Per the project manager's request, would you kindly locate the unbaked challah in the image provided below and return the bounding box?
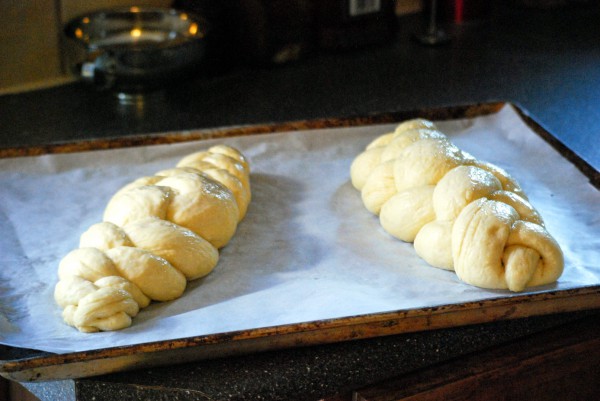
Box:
[350,119,563,292]
[54,145,251,332]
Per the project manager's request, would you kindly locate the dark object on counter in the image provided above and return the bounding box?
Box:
[172,0,398,69]
[314,0,398,50]
[64,7,209,100]
[236,0,314,65]
[173,0,313,67]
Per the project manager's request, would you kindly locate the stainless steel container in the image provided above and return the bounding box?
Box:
[64,7,209,98]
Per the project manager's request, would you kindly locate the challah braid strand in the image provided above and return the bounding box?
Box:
[176,145,251,220]
[350,120,563,292]
[55,145,250,332]
[452,199,563,291]
[103,145,251,249]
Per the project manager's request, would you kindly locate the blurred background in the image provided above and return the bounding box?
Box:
[2,0,590,94]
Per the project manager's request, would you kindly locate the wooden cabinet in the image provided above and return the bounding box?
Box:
[351,314,600,401]
[0,379,39,401]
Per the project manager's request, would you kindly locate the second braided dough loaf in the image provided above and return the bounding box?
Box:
[350,119,563,292]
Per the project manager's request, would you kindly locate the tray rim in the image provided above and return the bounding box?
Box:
[1,102,507,159]
[2,286,599,382]
[1,101,599,382]
[1,101,597,187]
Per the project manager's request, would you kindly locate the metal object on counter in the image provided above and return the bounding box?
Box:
[415,0,451,46]
[64,7,209,103]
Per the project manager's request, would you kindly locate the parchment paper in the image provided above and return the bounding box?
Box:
[1,105,599,354]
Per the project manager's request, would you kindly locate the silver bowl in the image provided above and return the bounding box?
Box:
[64,7,209,99]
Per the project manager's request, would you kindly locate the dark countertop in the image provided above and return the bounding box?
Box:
[2,3,599,401]
[2,4,599,171]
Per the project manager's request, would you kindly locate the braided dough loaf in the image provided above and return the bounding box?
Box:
[350,119,563,292]
[54,145,251,332]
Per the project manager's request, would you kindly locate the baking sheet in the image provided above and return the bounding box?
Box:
[0,104,599,358]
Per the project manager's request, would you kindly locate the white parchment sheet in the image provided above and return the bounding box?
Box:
[1,105,599,354]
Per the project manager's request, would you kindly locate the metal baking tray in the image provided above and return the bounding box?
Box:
[1,102,599,382]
